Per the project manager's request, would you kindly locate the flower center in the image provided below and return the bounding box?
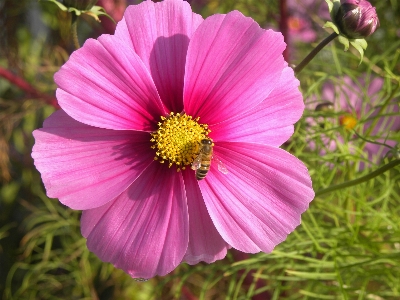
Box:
[150,112,211,171]
[288,17,302,31]
[340,114,358,130]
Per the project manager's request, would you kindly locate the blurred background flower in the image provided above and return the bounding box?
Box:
[287,0,329,43]
[306,75,400,169]
[282,0,330,62]
[98,0,127,33]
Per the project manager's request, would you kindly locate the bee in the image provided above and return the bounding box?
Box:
[315,101,334,112]
[191,139,228,180]
[314,101,335,129]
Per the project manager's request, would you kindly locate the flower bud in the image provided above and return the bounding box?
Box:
[335,0,379,39]
[63,0,98,10]
[315,101,334,112]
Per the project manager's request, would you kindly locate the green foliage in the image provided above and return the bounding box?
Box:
[1,0,399,299]
[40,0,114,22]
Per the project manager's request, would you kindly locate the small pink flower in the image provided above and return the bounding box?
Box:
[32,0,314,278]
[287,0,330,43]
[287,15,317,43]
[307,76,399,168]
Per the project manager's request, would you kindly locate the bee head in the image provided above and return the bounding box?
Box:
[201,139,212,145]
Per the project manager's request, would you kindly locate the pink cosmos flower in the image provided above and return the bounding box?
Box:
[287,0,330,43]
[32,0,314,279]
[307,76,400,168]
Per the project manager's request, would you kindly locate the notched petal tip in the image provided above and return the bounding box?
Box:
[114,0,203,112]
[198,142,314,254]
[184,10,287,125]
[182,171,230,265]
[32,110,154,210]
[54,33,164,131]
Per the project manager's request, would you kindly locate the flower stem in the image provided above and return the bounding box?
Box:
[294,32,338,75]
[71,14,80,49]
[315,159,400,197]
[279,0,289,62]
[0,66,59,108]
[359,84,400,150]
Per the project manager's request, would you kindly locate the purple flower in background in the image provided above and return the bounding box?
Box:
[287,0,329,43]
[287,15,317,43]
[32,0,314,279]
[307,76,400,168]
[335,0,380,39]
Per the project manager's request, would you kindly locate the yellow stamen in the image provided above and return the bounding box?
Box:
[151,112,211,171]
[340,115,358,130]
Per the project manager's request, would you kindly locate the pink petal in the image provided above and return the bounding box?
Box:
[368,101,400,136]
[210,67,303,146]
[367,77,384,101]
[81,163,189,278]
[331,76,379,113]
[364,139,398,162]
[362,99,400,166]
[32,110,154,210]
[54,34,165,131]
[182,171,230,264]
[198,142,314,253]
[184,11,287,125]
[115,0,203,112]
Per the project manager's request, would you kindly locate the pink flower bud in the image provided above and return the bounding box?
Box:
[335,0,379,39]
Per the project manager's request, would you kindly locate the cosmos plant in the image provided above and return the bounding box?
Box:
[295,0,379,74]
[307,76,399,169]
[32,0,314,279]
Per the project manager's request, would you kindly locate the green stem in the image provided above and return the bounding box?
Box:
[315,159,400,197]
[294,32,338,75]
[359,84,400,150]
[71,14,80,49]
[353,130,394,150]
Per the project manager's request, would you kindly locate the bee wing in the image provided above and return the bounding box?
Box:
[214,156,228,174]
[191,154,203,170]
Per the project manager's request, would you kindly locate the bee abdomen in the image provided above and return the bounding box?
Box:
[196,163,210,180]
